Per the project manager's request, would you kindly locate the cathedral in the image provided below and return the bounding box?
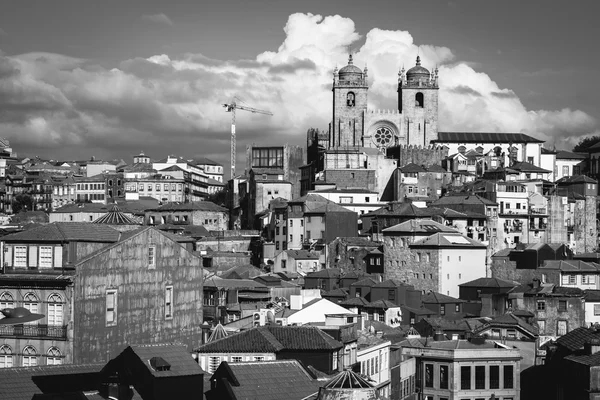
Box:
[303,55,443,199]
[329,54,439,150]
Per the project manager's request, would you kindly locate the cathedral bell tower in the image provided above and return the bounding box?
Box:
[398,56,439,146]
[331,55,368,149]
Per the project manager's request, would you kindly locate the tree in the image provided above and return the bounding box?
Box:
[206,188,228,208]
[11,194,33,214]
[573,135,600,152]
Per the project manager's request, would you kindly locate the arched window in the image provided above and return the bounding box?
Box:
[22,346,38,367]
[415,92,424,108]
[23,293,39,324]
[346,92,355,107]
[46,347,63,365]
[0,292,14,318]
[47,293,64,326]
[0,345,13,368]
[23,293,39,313]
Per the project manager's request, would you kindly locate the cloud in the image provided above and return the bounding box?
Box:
[0,28,6,36]
[141,13,174,26]
[0,12,596,173]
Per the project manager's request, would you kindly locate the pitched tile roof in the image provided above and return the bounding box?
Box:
[422,292,464,304]
[459,277,519,288]
[540,260,600,272]
[434,131,544,144]
[399,163,427,173]
[194,325,343,353]
[555,327,600,352]
[124,343,204,378]
[147,201,227,212]
[365,299,398,309]
[555,150,587,160]
[509,161,551,173]
[0,363,104,400]
[218,360,321,400]
[1,222,121,243]
[306,268,342,279]
[411,232,486,248]
[350,278,378,287]
[285,250,319,259]
[473,313,538,336]
[382,219,457,234]
[430,194,497,207]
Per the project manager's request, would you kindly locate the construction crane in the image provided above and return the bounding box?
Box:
[223,98,273,179]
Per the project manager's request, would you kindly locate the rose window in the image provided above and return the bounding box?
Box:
[373,127,393,147]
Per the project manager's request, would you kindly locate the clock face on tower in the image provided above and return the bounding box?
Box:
[373,127,394,148]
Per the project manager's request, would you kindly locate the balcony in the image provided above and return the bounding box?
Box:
[0,324,68,340]
[529,207,548,215]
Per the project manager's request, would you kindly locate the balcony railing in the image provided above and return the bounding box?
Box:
[0,324,68,340]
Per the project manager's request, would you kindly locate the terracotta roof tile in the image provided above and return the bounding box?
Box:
[194,325,343,353]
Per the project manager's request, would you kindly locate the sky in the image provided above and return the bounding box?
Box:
[1,0,599,177]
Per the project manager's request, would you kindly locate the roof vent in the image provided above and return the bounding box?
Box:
[149,356,171,371]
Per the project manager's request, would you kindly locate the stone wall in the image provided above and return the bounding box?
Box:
[383,235,440,293]
[323,169,376,192]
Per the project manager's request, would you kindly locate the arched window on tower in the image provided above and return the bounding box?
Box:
[415,92,424,108]
[347,92,355,107]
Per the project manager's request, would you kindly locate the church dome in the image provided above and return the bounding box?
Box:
[338,55,363,76]
[406,56,430,81]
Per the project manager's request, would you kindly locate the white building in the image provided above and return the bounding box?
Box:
[357,338,391,396]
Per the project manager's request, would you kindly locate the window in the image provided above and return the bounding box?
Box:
[562,165,569,177]
[507,329,516,339]
[455,303,460,312]
[22,346,38,367]
[583,275,596,284]
[537,300,546,311]
[504,365,514,389]
[491,328,501,338]
[275,241,280,250]
[440,304,446,315]
[14,246,27,267]
[300,219,304,227]
[346,92,355,107]
[289,220,293,227]
[281,260,287,269]
[46,347,63,365]
[231,356,243,363]
[415,253,421,262]
[39,246,53,268]
[47,293,63,326]
[475,365,485,389]
[440,365,449,389]
[415,92,424,107]
[106,290,117,326]
[0,292,14,313]
[558,300,567,312]
[289,234,293,243]
[537,320,546,333]
[165,286,173,319]
[562,274,577,285]
[0,345,13,368]
[148,246,156,268]
[23,293,39,318]
[425,253,430,262]
[490,365,500,389]
[253,356,264,361]
[208,356,221,373]
[557,320,568,335]
[461,366,471,390]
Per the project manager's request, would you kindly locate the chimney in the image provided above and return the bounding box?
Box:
[584,338,600,355]
[433,328,445,341]
[532,278,541,289]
